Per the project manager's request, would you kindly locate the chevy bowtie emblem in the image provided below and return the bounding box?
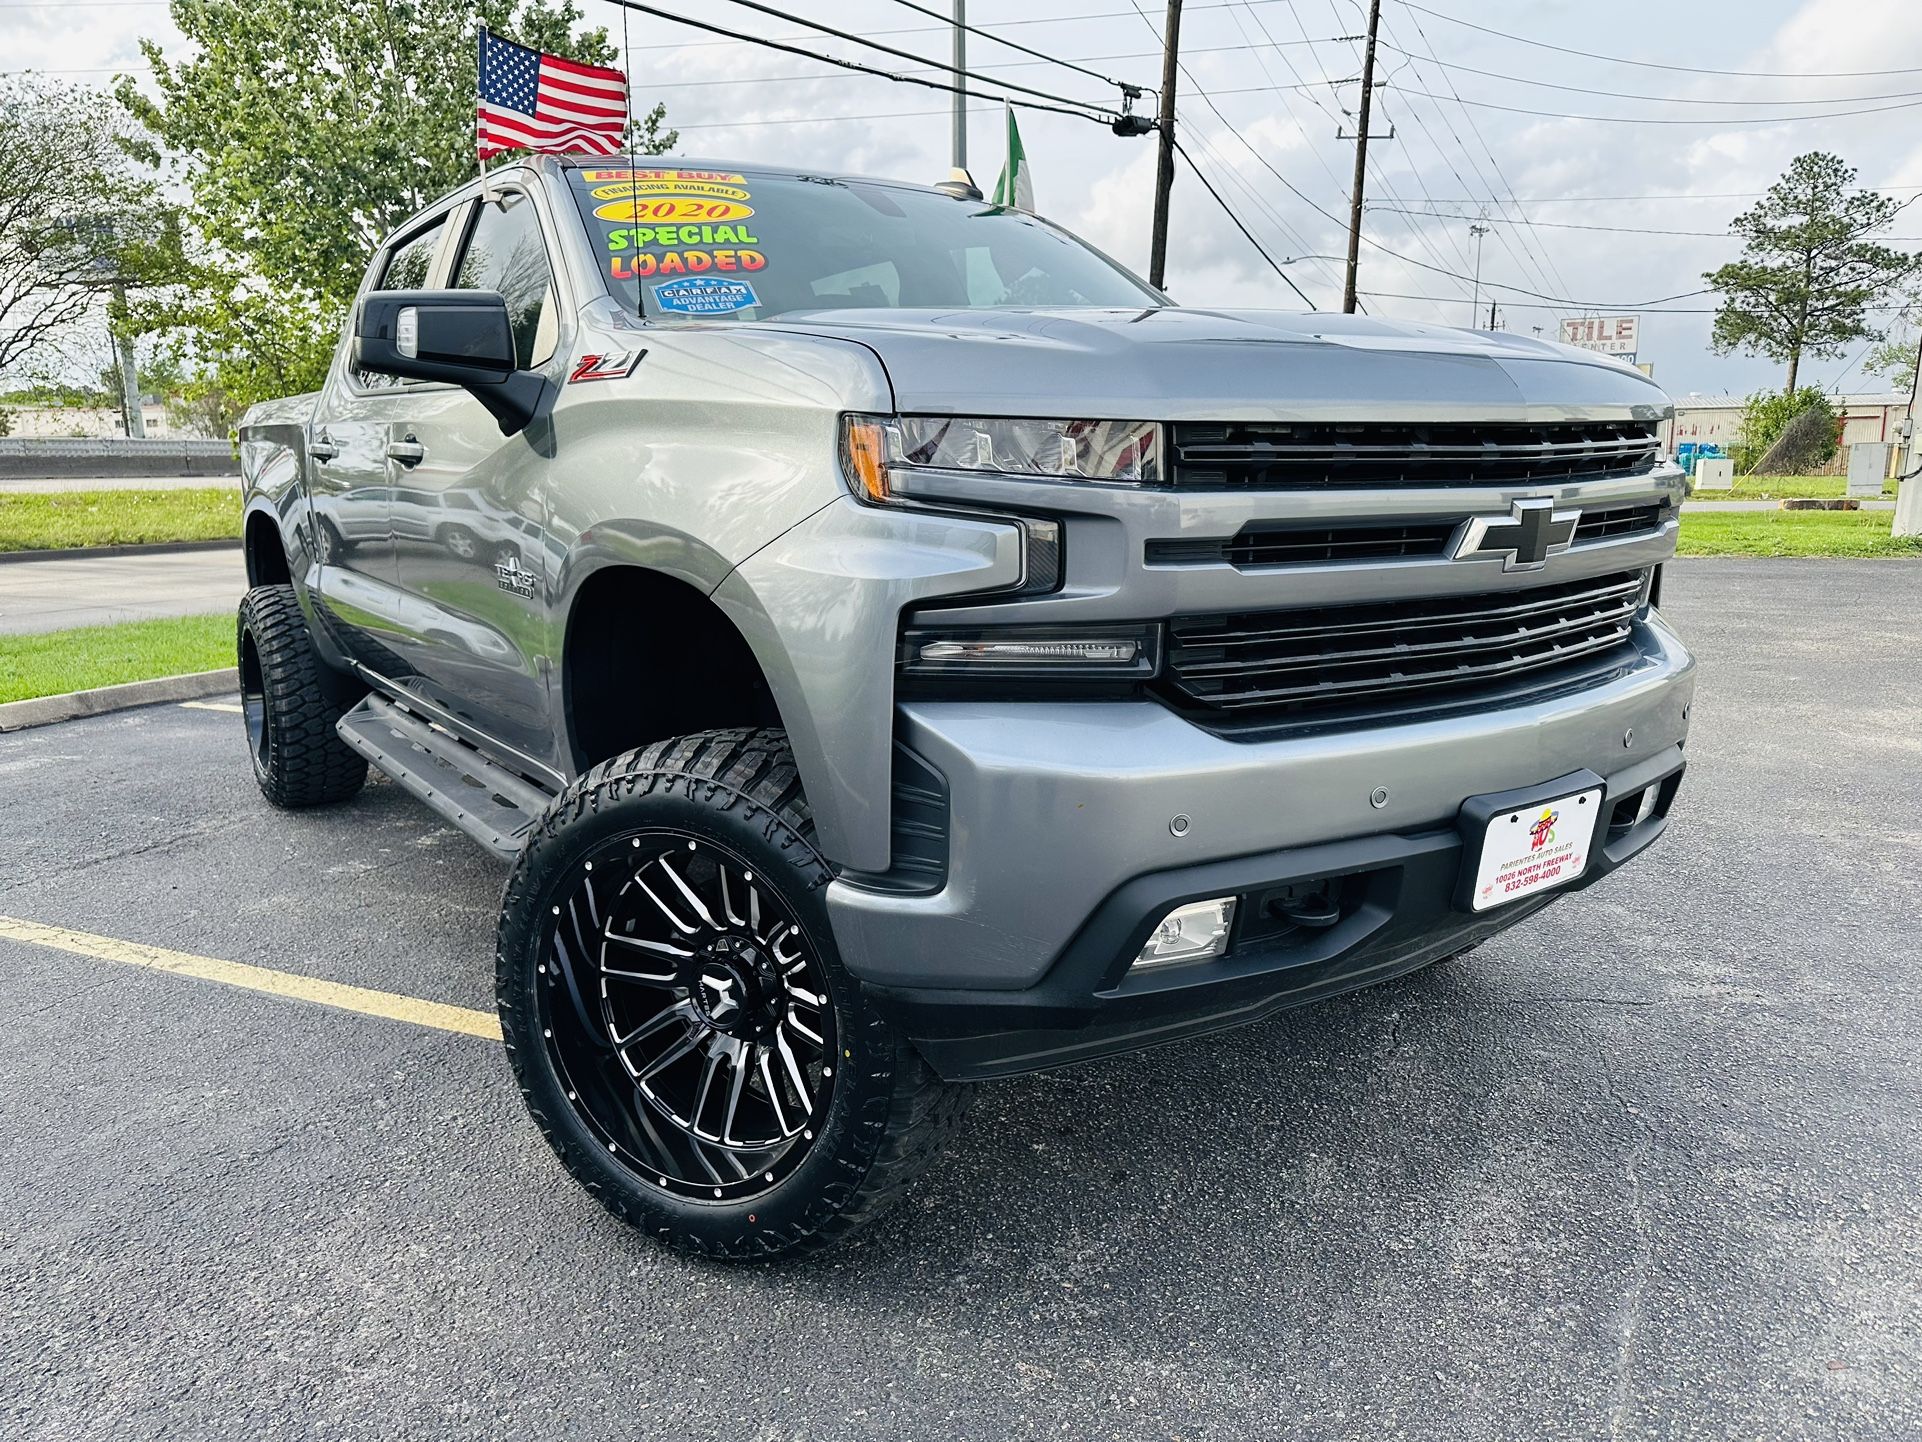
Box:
[1453,498,1581,572]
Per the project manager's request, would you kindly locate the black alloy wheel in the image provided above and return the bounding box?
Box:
[541,829,836,1199]
[498,729,967,1259]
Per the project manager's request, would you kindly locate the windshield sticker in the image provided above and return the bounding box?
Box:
[613,250,766,280]
[581,168,745,186]
[652,276,759,316]
[593,197,755,224]
[606,224,760,251]
[592,179,751,203]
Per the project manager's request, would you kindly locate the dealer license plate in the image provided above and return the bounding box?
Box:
[1468,787,1603,912]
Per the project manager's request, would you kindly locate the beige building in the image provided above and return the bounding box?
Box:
[1660,391,1912,473]
[0,402,182,438]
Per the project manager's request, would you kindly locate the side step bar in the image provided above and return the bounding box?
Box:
[336,694,557,861]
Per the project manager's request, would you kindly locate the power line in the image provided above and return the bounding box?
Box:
[1361,289,1919,315]
[1357,235,1712,306]
[1373,44,1922,107]
[1124,0,1349,301]
[1365,208,1734,237]
[604,0,1120,127]
[1381,84,1922,126]
[1237,0,1471,318]
[674,105,991,131]
[1170,139,1318,308]
[1390,7,1570,298]
[1399,2,1922,79]
[704,0,1122,115]
[1367,206,1922,241]
[882,0,1147,94]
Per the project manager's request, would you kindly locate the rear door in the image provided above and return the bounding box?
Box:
[306,209,459,672]
[378,181,569,768]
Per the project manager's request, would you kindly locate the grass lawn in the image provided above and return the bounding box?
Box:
[0,614,233,704]
[1694,473,1897,500]
[1677,508,1922,558]
[0,487,242,553]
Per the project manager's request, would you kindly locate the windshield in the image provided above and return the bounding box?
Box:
[564,165,1161,321]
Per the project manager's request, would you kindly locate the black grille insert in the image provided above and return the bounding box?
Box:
[1573,500,1667,544]
[1171,420,1660,489]
[1147,519,1458,568]
[1162,570,1646,725]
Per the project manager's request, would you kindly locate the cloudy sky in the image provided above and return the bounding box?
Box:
[10,0,1922,398]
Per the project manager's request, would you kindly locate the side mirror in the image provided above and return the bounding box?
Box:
[353,289,550,436]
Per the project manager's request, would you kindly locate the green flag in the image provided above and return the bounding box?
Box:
[991,102,1033,212]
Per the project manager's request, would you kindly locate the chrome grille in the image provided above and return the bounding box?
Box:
[1170,420,1660,489]
[1146,502,1668,571]
[1162,570,1646,724]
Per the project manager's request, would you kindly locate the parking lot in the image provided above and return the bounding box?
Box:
[2,558,1919,1441]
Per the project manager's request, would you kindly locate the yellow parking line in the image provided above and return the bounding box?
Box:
[0,915,502,1041]
[180,700,243,713]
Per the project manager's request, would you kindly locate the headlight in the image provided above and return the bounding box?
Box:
[841,414,1161,502]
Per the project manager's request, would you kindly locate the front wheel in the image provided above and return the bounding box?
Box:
[497,729,967,1260]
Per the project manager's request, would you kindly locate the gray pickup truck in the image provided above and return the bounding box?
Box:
[236,154,1694,1258]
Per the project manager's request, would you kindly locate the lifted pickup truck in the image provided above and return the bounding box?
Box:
[236,155,1694,1258]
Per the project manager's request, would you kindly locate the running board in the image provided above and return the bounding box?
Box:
[336,694,556,861]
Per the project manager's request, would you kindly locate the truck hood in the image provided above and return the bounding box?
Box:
[759,306,1670,423]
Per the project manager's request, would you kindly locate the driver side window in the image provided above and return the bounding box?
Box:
[452,190,558,369]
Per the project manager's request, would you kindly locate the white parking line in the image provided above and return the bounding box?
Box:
[179,700,244,714]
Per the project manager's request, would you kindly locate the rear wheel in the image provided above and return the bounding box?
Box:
[236,584,367,808]
[497,728,966,1259]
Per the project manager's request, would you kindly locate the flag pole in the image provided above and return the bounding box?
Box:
[475,24,492,202]
[618,1,641,303]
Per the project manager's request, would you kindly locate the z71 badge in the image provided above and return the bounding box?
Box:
[569,349,647,384]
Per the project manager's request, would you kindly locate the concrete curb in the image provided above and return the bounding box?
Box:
[0,668,239,733]
[0,539,243,566]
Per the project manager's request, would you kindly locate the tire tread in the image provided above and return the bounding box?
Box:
[497,727,965,1260]
[238,584,366,808]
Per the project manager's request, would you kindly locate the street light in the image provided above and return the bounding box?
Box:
[1468,221,1490,331]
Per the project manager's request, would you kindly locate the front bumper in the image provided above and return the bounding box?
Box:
[823,611,1695,1080]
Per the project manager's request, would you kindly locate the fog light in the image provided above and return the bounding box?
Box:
[1134,896,1236,968]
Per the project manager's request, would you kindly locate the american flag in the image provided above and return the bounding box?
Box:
[476,29,628,160]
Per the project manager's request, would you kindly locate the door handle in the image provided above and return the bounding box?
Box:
[309,437,339,462]
[386,439,426,467]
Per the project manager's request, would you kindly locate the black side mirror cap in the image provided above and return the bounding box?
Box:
[353,289,550,435]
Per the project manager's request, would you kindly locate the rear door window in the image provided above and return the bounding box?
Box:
[354,214,449,389]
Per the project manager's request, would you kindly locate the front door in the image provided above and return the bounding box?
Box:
[307,210,455,674]
[376,183,565,770]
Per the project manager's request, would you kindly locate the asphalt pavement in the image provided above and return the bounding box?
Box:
[1,558,1919,1442]
[0,547,245,634]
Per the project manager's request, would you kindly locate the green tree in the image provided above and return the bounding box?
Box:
[0,76,158,381]
[1704,152,1921,395]
[116,0,675,413]
[1863,304,1919,393]
[1733,386,1838,474]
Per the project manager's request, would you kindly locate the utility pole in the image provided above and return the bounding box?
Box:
[1339,0,1384,313]
[110,288,144,439]
[951,0,967,172]
[1487,299,1499,331]
[1148,0,1182,290]
[1468,219,1490,329]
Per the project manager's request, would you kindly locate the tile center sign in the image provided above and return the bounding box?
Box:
[1558,315,1639,356]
